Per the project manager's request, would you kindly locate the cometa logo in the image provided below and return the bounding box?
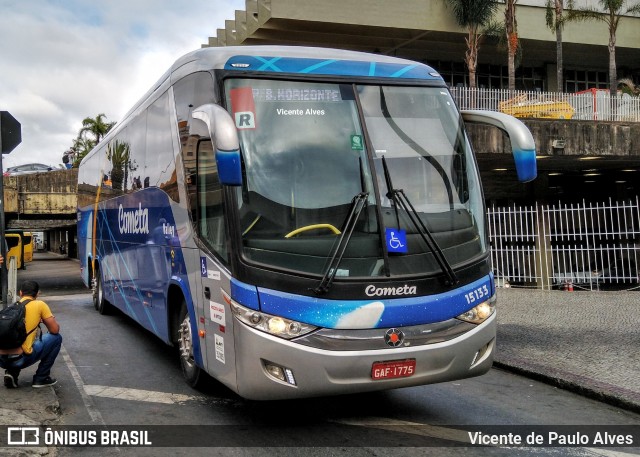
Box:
[118,203,149,235]
[365,284,417,297]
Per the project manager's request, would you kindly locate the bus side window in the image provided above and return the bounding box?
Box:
[6,236,19,249]
[197,138,229,265]
[147,92,179,202]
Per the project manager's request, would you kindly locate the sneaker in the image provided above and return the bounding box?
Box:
[32,376,57,388]
[4,370,19,388]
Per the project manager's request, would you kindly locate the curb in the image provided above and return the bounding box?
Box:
[493,358,640,415]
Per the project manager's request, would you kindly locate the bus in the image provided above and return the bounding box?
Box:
[21,232,33,264]
[77,46,536,400]
[6,230,33,268]
[5,233,23,270]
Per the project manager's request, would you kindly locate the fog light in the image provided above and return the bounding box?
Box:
[470,340,494,368]
[284,368,296,385]
[265,363,285,382]
[264,361,297,386]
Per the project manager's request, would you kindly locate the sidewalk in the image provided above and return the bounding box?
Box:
[494,287,640,413]
[1,287,638,446]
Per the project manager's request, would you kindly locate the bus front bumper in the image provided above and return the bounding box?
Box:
[232,313,496,400]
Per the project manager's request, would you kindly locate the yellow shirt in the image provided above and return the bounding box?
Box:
[20,297,54,354]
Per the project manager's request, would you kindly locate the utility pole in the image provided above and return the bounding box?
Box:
[0,111,22,307]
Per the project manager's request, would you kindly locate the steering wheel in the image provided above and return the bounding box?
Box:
[284,224,341,238]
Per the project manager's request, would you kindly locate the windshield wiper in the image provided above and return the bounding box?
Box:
[382,157,458,286]
[312,192,369,295]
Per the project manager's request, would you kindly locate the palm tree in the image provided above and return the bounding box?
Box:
[504,0,519,91]
[79,113,116,144]
[71,136,96,168]
[445,0,499,89]
[545,0,576,92]
[569,0,640,97]
[618,77,640,96]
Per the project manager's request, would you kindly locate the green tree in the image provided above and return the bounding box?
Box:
[71,136,96,168]
[545,0,576,92]
[569,0,640,96]
[79,113,116,144]
[618,78,640,95]
[65,113,116,168]
[445,0,499,88]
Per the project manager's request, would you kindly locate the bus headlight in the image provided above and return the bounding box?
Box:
[456,295,496,324]
[229,301,317,339]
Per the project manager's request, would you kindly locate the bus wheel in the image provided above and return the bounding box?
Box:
[178,303,203,388]
[93,269,110,315]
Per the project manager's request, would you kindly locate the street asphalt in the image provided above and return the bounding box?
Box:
[1,253,639,455]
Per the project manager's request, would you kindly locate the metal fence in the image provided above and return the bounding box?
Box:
[488,198,640,290]
[451,87,640,122]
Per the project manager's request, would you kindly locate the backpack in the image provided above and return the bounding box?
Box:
[0,299,34,350]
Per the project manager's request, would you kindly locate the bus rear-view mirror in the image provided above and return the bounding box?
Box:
[461,110,537,183]
[190,104,243,186]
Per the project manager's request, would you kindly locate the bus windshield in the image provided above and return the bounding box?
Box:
[224,79,486,278]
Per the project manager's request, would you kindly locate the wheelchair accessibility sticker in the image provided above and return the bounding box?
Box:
[385,228,407,253]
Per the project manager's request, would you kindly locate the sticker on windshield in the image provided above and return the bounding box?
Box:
[230,87,257,130]
[385,228,407,254]
[351,134,363,150]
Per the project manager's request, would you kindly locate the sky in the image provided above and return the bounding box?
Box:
[0,0,245,171]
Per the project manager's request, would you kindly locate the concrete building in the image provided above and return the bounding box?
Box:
[203,0,640,92]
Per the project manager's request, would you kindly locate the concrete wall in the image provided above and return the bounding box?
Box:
[468,119,640,157]
[4,168,78,215]
[523,120,640,157]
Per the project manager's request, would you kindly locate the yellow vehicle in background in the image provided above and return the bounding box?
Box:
[5,230,34,269]
[499,94,575,119]
[21,232,33,263]
[5,233,23,270]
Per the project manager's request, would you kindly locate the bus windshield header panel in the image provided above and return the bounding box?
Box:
[223,78,487,284]
[224,55,442,81]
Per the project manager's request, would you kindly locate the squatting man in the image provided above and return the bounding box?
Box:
[0,258,62,388]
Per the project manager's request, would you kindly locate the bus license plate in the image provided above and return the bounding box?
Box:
[371,359,416,380]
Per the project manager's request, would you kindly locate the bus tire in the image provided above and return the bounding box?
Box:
[177,303,204,388]
[93,267,111,315]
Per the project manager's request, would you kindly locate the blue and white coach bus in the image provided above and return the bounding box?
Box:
[77,46,536,400]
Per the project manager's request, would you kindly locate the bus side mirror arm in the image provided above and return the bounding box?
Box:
[461,110,537,183]
[190,104,243,186]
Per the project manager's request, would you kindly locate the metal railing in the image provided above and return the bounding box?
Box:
[451,87,640,122]
[488,198,640,290]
